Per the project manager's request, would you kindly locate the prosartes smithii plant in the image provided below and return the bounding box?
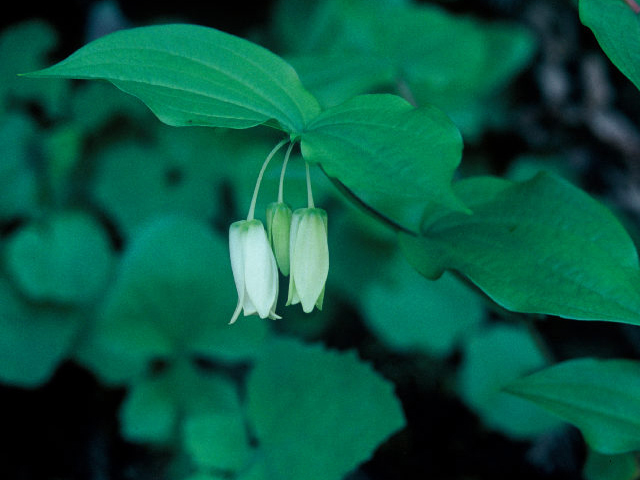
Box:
[15,0,640,478]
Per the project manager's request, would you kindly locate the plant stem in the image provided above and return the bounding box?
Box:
[247,138,288,220]
[306,161,315,208]
[624,0,640,13]
[278,142,295,203]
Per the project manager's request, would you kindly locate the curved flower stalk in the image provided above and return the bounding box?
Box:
[228,139,329,323]
[229,219,280,324]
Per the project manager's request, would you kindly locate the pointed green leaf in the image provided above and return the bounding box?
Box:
[247,338,405,480]
[301,94,465,210]
[26,24,320,133]
[400,173,640,325]
[580,0,640,91]
[506,358,640,454]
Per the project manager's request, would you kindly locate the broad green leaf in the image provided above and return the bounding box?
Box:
[247,338,405,480]
[506,358,640,454]
[580,0,640,91]
[400,173,640,325]
[76,215,268,385]
[0,278,82,388]
[301,94,465,210]
[26,24,321,133]
[584,450,640,480]
[5,211,114,304]
[362,254,484,356]
[457,324,562,439]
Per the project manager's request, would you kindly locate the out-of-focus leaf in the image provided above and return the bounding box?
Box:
[362,254,484,356]
[506,358,640,454]
[272,0,535,138]
[584,450,640,480]
[5,211,114,304]
[0,113,40,219]
[43,125,83,204]
[287,53,395,108]
[247,338,405,480]
[400,173,640,325]
[580,0,640,91]
[26,24,321,133]
[0,278,82,388]
[457,324,562,439]
[119,372,177,444]
[301,94,465,211]
[69,80,150,134]
[90,130,231,238]
[183,411,251,471]
[0,20,69,116]
[120,358,243,454]
[76,215,268,385]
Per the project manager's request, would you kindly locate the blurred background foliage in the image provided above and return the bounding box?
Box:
[1,1,639,479]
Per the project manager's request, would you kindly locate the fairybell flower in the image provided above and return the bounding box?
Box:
[229,219,280,324]
[287,208,329,313]
[266,202,292,276]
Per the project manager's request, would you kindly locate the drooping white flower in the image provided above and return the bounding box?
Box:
[229,219,280,324]
[287,208,329,313]
[266,202,293,276]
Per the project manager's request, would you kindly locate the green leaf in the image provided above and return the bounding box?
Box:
[362,254,484,356]
[457,324,562,439]
[0,278,82,388]
[0,20,70,116]
[0,113,40,219]
[90,129,241,238]
[506,358,640,454]
[400,173,640,325]
[120,358,242,449]
[183,411,251,471]
[247,338,405,480]
[584,450,640,480]
[301,94,465,210]
[580,0,640,91]
[26,24,321,133]
[76,215,268,385]
[286,53,395,108]
[5,211,114,304]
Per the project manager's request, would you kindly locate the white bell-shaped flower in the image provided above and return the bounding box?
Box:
[229,219,280,324]
[287,208,329,313]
